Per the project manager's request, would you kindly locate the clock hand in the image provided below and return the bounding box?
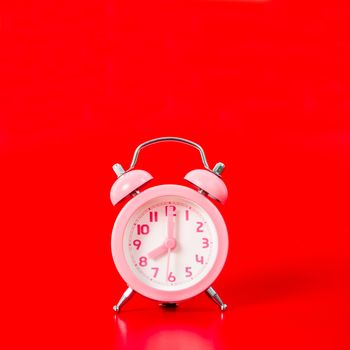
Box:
[167,206,175,240]
[165,247,171,282]
[148,244,168,259]
[147,235,177,259]
[147,207,176,260]
[165,207,175,281]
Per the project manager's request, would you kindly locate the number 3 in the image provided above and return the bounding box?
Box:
[202,238,209,248]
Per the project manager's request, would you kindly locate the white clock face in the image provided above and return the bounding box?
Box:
[123,195,219,291]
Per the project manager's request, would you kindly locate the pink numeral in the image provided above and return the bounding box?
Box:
[168,272,176,282]
[196,222,204,232]
[202,238,209,248]
[139,256,148,267]
[149,211,158,222]
[185,210,189,221]
[137,224,150,235]
[195,254,204,264]
[133,239,141,250]
[185,266,192,277]
[151,267,159,278]
[165,205,176,216]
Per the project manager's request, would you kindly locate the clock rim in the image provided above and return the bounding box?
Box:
[111,184,228,302]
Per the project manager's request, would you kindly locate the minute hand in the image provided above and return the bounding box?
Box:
[167,206,175,240]
[147,207,176,260]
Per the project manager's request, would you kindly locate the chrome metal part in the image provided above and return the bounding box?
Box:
[113,287,134,312]
[212,162,225,176]
[206,286,228,311]
[112,163,126,177]
[127,137,211,171]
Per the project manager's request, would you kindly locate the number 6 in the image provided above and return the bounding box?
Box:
[168,272,176,282]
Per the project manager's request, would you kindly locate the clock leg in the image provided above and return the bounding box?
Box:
[160,303,178,308]
[206,286,227,311]
[113,287,134,312]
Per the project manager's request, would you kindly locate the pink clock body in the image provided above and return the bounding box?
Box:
[111,184,228,303]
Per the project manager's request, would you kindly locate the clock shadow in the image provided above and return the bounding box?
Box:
[229,259,335,306]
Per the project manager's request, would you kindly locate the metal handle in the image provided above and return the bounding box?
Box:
[128,137,211,171]
[112,137,225,177]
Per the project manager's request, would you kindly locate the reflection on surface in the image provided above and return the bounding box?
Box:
[113,302,225,350]
[145,330,213,350]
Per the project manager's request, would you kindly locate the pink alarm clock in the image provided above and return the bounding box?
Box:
[110,137,228,311]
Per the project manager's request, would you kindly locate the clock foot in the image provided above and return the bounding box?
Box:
[160,303,178,309]
[113,287,134,312]
[206,286,227,311]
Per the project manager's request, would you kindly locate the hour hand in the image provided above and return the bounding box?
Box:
[148,244,168,260]
[148,237,176,260]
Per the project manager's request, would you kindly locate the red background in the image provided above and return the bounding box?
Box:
[1,1,350,349]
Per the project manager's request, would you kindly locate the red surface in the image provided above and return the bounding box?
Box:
[1,1,350,349]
